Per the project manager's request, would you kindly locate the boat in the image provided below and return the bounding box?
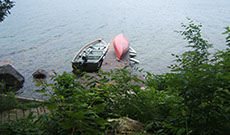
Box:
[72,39,108,73]
[113,33,129,60]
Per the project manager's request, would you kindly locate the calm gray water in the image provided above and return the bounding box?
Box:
[0,0,230,98]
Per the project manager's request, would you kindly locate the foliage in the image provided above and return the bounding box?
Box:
[0,0,14,22]
[172,19,230,135]
[0,92,43,113]
[146,19,230,134]
[0,112,47,135]
[0,92,20,113]
[223,26,230,47]
[34,72,113,134]
[35,67,180,134]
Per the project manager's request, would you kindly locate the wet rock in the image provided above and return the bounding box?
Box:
[0,63,25,93]
[32,69,47,79]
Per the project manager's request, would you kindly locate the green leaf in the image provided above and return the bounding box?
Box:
[177,128,185,135]
[95,96,104,102]
[93,103,106,112]
[72,111,86,120]
[46,103,58,110]
[88,92,96,96]
[34,88,47,93]
[60,119,74,129]
[182,110,186,116]
[80,103,89,107]
[43,93,48,96]
[95,118,106,127]
[84,74,90,78]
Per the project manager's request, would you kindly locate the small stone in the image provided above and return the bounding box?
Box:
[32,69,47,79]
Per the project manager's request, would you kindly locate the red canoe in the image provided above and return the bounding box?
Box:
[113,33,129,60]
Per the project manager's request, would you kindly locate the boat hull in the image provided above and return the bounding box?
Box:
[113,33,129,60]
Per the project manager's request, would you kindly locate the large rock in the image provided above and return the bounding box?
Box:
[0,63,25,93]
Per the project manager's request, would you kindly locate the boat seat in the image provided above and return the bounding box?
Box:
[91,49,104,51]
[87,59,98,62]
[90,50,103,55]
[92,44,105,47]
[88,54,102,57]
[76,57,100,62]
[88,55,101,60]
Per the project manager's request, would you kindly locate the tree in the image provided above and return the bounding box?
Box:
[0,0,14,22]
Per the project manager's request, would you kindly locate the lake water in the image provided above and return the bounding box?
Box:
[0,0,230,98]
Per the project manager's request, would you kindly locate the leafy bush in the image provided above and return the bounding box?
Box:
[0,112,46,135]
[0,92,21,113]
[172,19,230,135]
[145,19,230,134]
[35,72,114,134]
[0,0,14,22]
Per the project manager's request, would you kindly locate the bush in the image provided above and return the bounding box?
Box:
[34,72,113,134]
[0,112,48,135]
[0,92,20,113]
[145,19,230,134]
